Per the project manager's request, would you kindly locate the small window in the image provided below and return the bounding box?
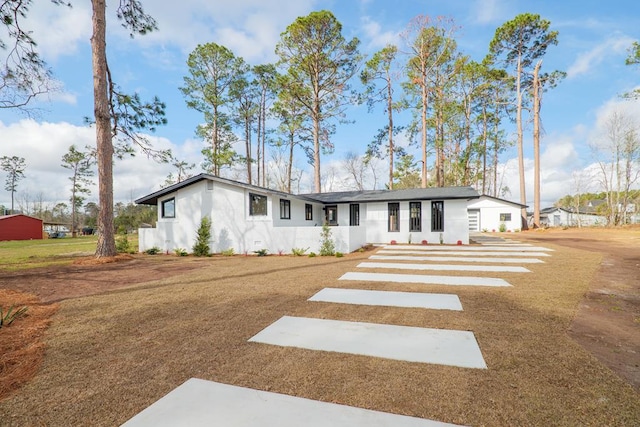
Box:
[249,193,267,216]
[431,201,444,232]
[280,199,291,219]
[388,203,400,232]
[305,204,313,221]
[349,204,360,226]
[206,180,214,190]
[326,205,338,225]
[161,198,175,218]
[410,202,421,232]
[500,213,511,222]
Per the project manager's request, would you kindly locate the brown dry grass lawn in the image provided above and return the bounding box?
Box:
[1,243,639,426]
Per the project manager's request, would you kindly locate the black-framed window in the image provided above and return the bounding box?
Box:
[388,202,400,232]
[500,213,511,222]
[409,202,421,232]
[349,204,360,226]
[326,205,338,225]
[161,198,175,218]
[431,201,444,232]
[280,199,291,219]
[249,193,267,216]
[305,204,313,221]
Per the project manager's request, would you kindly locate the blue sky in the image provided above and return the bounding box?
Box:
[1,0,639,210]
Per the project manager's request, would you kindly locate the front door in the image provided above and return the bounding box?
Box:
[325,205,338,225]
[468,209,480,231]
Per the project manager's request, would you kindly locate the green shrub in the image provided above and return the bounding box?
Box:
[254,248,268,256]
[335,252,344,258]
[308,252,316,257]
[499,223,507,232]
[221,248,235,256]
[115,235,131,253]
[174,248,188,256]
[145,246,161,255]
[193,216,212,257]
[291,247,309,256]
[319,223,335,256]
[0,305,28,328]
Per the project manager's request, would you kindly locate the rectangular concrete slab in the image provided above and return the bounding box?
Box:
[308,287,463,311]
[339,271,511,287]
[480,243,530,246]
[121,378,465,427]
[378,250,550,257]
[358,261,530,273]
[383,245,553,252]
[370,255,544,264]
[249,316,487,369]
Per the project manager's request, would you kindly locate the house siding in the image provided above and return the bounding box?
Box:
[364,199,469,245]
[137,177,475,254]
[467,197,523,232]
[0,215,43,241]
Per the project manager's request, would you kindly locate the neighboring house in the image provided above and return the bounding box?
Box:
[539,207,604,227]
[135,174,480,254]
[466,195,526,232]
[0,214,43,241]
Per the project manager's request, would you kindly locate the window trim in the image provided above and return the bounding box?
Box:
[388,202,400,232]
[431,200,444,232]
[249,193,268,216]
[349,203,360,226]
[499,212,512,222]
[409,201,421,232]
[280,199,291,220]
[161,198,175,218]
[305,204,313,221]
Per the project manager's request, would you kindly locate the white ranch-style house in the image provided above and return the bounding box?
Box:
[135,174,481,254]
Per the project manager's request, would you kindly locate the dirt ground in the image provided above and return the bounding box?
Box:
[0,230,639,425]
[0,255,213,304]
[3,230,637,392]
[515,227,640,391]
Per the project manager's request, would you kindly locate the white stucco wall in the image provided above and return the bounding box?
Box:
[467,197,523,232]
[364,199,470,245]
[138,179,362,255]
[138,180,472,254]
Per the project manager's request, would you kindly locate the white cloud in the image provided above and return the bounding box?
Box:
[472,0,511,25]
[27,2,92,62]
[0,120,201,208]
[360,16,400,50]
[567,34,635,79]
[17,0,317,64]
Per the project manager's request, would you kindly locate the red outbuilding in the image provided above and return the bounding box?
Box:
[0,214,44,241]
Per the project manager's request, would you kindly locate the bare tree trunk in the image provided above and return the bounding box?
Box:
[532,60,542,228]
[516,54,528,229]
[387,78,394,190]
[287,134,294,194]
[481,104,488,194]
[245,119,252,184]
[421,84,428,188]
[313,98,321,193]
[92,0,116,257]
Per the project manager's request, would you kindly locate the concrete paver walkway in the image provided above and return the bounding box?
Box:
[121,379,465,427]
[357,261,530,273]
[369,255,544,264]
[339,271,511,287]
[378,250,550,257]
[383,245,553,252]
[309,288,463,310]
[249,316,487,369]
